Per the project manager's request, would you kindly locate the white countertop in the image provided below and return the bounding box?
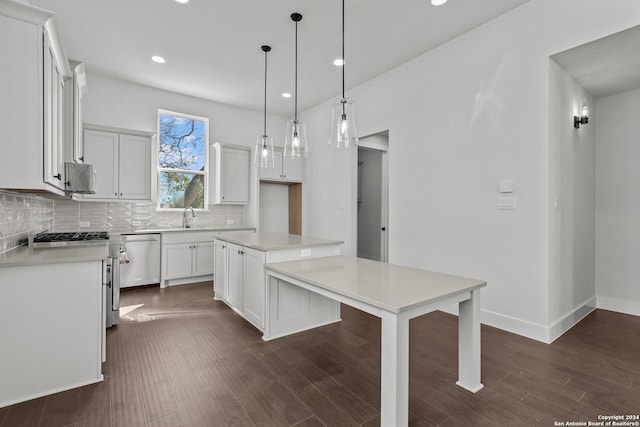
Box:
[265,256,486,314]
[0,244,109,268]
[123,226,256,234]
[214,232,343,251]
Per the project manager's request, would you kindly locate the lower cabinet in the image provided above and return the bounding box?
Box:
[213,237,342,338]
[225,243,266,328]
[161,231,216,287]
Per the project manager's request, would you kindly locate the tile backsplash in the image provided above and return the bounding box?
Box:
[0,190,54,254]
[53,199,245,232]
[0,191,245,254]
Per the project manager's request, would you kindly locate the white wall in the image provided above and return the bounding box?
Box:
[259,183,289,233]
[83,73,289,224]
[300,0,640,342]
[548,60,596,341]
[595,88,640,316]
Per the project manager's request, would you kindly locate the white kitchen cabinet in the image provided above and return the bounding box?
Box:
[214,233,343,337]
[213,239,228,299]
[225,243,266,328]
[0,4,72,195]
[83,128,152,200]
[161,231,217,287]
[70,62,88,163]
[212,143,250,204]
[259,148,303,183]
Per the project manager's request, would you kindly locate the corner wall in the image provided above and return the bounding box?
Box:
[300,0,640,341]
[548,60,596,342]
[595,88,640,316]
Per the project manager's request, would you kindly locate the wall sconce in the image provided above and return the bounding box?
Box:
[574,105,589,129]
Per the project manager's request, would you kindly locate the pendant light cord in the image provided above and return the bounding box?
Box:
[342,0,345,100]
[294,19,298,122]
[263,48,268,137]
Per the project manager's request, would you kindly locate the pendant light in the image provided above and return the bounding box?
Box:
[254,45,275,168]
[329,0,357,148]
[284,13,308,159]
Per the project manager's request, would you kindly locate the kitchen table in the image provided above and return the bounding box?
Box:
[265,255,486,427]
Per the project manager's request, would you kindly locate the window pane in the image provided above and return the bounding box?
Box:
[159,113,206,171]
[159,171,205,209]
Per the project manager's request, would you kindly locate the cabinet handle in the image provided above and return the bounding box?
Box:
[115,192,118,196]
[53,173,61,180]
[79,156,84,162]
[222,196,225,200]
[222,244,226,249]
[238,249,244,255]
[120,193,123,197]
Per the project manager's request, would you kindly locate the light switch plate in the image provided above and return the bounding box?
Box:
[132,220,142,226]
[226,219,234,225]
[301,248,312,257]
[496,197,516,210]
[79,221,90,227]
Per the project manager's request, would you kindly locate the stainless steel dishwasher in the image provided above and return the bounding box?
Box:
[119,233,161,288]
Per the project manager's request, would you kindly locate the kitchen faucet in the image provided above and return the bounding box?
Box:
[183,206,196,228]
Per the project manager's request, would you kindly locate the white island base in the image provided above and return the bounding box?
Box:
[213,232,343,340]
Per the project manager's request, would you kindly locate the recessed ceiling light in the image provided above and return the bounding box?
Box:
[333,58,345,66]
[431,0,448,5]
[282,92,292,98]
[175,0,189,3]
[151,56,166,64]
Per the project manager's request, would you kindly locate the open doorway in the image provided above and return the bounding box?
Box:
[357,132,388,262]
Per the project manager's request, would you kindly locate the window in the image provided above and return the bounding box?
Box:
[157,110,209,209]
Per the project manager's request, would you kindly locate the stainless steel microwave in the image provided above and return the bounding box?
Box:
[64,162,95,194]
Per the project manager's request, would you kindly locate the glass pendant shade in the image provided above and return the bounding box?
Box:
[284,119,308,159]
[329,97,357,148]
[254,134,275,168]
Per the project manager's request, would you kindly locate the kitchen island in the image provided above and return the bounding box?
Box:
[0,244,108,408]
[265,255,486,427]
[213,232,343,339]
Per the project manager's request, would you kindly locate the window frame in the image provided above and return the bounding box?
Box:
[156,109,210,211]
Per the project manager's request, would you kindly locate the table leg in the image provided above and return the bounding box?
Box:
[456,288,484,393]
[380,311,409,427]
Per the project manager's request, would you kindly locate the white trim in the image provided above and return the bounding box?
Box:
[597,296,640,317]
[0,377,103,409]
[548,297,597,342]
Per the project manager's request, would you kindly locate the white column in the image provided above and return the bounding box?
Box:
[380,311,409,427]
[456,288,484,393]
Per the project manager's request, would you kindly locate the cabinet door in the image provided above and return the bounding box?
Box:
[282,155,302,182]
[259,149,284,181]
[83,130,119,199]
[227,243,244,310]
[73,72,84,163]
[213,240,228,299]
[162,243,193,280]
[118,134,151,200]
[218,147,249,204]
[43,33,64,190]
[192,241,214,276]
[242,247,266,329]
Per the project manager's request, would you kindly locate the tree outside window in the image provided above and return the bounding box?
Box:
[157,110,209,209]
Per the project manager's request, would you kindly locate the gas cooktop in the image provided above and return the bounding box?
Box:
[32,231,110,248]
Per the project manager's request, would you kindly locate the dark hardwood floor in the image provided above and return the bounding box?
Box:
[1,281,639,426]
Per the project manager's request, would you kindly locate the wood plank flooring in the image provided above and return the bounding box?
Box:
[1,281,639,426]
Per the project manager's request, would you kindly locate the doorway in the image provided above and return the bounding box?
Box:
[357,132,388,262]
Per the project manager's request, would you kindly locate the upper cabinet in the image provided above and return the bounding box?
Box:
[0,3,74,195]
[83,127,153,201]
[212,142,250,205]
[259,148,302,183]
[70,62,88,163]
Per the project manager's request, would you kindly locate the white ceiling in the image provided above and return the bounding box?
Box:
[29,0,531,116]
[552,24,640,99]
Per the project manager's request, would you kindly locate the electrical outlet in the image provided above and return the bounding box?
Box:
[132,220,142,226]
[226,219,234,225]
[496,197,516,210]
[79,221,90,227]
[301,248,312,257]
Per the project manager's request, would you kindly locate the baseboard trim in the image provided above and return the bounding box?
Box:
[0,376,103,409]
[597,296,640,316]
[548,297,597,343]
[480,308,551,343]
